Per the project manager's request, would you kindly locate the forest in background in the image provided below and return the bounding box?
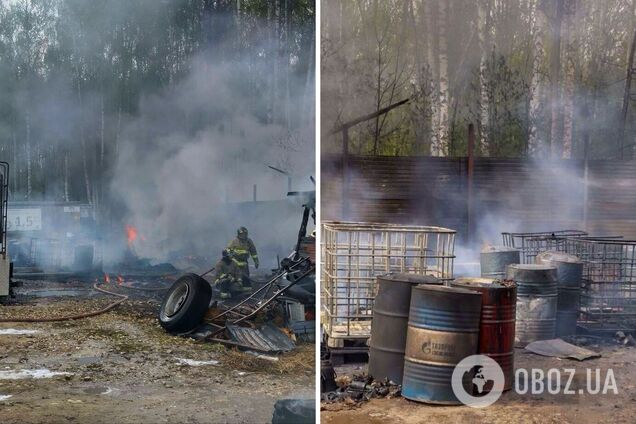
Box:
[322,0,636,159]
[0,0,315,206]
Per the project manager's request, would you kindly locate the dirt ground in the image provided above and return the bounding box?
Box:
[322,345,636,424]
[0,279,315,424]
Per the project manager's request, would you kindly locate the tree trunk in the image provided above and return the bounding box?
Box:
[100,93,105,167]
[77,79,92,204]
[302,27,315,128]
[549,0,565,157]
[25,110,32,200]
[410,0,428,154]
[284,0,291,130]
[619,29,636,159]
[273,0,280,125]
[529,0,546,156]
[425,0,440,156]
[436,0,450,156]
[12,129,17,195]
[478,0,490,156]
[64,152,69,202]
[561,0,577,159]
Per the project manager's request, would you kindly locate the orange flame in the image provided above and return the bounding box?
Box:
[104,273,110,284]
[125,224,138,247]
[117,275,124,285]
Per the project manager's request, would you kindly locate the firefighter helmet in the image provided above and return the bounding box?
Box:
[237,226,248,237]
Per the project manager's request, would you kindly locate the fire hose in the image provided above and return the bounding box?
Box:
[0,283,128,323]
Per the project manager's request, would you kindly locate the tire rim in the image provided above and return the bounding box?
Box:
[164,283,190,318]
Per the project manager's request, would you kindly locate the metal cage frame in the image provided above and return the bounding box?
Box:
[501,230,588,263]
[321,221,456,342]
[559,237,636,333]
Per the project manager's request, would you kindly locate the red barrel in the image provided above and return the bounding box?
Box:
[451,277,517,391]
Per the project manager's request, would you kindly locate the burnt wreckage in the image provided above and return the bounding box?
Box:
[158,184,316,351]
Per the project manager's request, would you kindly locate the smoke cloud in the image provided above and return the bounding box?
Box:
[109,50,315,267]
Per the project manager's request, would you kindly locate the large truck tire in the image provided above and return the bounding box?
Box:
[159,273,211,333]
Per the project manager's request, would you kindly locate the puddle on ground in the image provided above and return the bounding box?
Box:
[83,386,112,395]
[0,329,39,335]
[77,356,101,365]
[0,368,72,380]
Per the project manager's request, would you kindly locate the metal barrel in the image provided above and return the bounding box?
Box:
[450,278,517,391]
[480,247,520,279]
[506,264,558,346]
[556,287,580,336]
[535,251,582,336]
[402,285,482,405]
[368,273,442,384]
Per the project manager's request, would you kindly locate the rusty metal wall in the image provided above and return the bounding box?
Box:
[322,155,636,241]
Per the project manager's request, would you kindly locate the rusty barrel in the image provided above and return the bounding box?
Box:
[450,278,517,391]
[535,251,582,336]
[480,247,520,279]
[402,285,482,404]
[368,273,442,384]
[506,264,558,346]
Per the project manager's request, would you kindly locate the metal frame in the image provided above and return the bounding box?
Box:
[561,237,636,333]
[502,230,588,263]
[206,256,315,338]
[322,221,456,341]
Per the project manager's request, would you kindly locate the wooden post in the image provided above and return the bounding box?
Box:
[253,184,257,202]
[467,123,476,245]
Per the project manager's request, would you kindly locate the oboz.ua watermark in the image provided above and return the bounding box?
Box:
[452,354,619,408]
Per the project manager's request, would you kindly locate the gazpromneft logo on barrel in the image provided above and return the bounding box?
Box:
[451,354,619,408]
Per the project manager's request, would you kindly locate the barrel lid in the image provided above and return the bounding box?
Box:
[413,284,482,296]
[452,277,516,289]
[378,273,442,285]
[508,263,556,271]
[480,245,519,253]
[535,251,581,264]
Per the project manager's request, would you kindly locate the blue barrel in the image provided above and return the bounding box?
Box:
[402,285,482,404]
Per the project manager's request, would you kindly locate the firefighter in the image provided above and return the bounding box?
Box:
[213,249,245,299]
[227,226,259,286]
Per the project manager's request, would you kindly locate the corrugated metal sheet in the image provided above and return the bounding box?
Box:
[322,155,636,241]
[226,324,296,353]
[472,158,585,232]
[586,161,636,238]
[322,155,466,236]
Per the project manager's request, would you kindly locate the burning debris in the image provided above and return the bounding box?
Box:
[125,225,139,248]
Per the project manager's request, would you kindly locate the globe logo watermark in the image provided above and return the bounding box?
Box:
[451,355,505,408]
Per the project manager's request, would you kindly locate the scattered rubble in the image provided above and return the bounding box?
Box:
[616,331,636,347]
[321,373,401,406]
[0,286,314,423]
